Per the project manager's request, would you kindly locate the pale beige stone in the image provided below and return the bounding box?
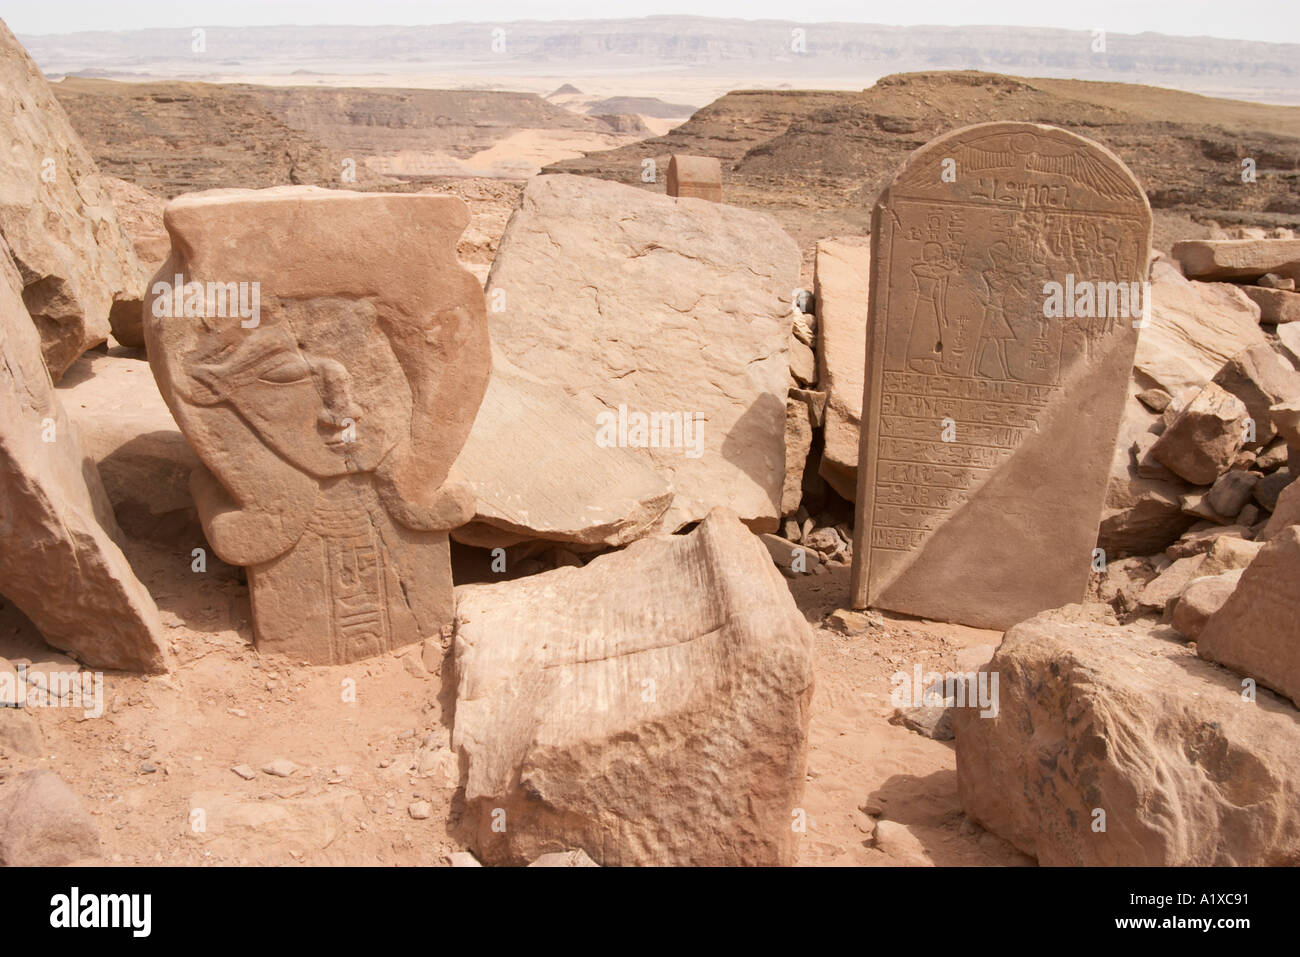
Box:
[1133,262,1267,396]
[485,174,798,532]
[453,508,814,866]
[1172,238,1300,281]
[1197,526,1300,708]
[1240,285,1300,324]
[1149,382,1247,485]
[781,392,814,516]
[145,186,489,665]
[813,238,870,500]
[666,154,722,202]
[852,123,1150,629]
[1210,342,1300,446]
[955,610,1300,865]
[0,242,169,672]
[0,769,99,866]
[1172,570,1243,640]
[0,22,143,380]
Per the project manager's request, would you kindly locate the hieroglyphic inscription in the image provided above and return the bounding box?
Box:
[851,124,1151,623]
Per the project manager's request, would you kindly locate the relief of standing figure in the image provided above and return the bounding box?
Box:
[905,242,953,374]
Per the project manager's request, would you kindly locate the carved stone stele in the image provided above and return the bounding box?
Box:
[145,187,490,664]
[851,123,1151,629]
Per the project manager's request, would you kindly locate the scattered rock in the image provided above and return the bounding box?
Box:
[445,851,482,867]
[261,759,300,778]
[1240,285,1300,324]
[528,849,600,867]
[1150,382,1248,484]
[408,801,432,821]
[1171,570,1243,640]
[230,765,256,781]
[0,769,100,865]
[1172,238,1300,282]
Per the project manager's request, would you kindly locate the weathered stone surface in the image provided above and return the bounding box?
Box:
[1279,322,1300,369]
[57,352,201,541]
[1241,285,1300,324]
[0,21,143,380]
[145,186,489,665]
[102,176,168,349]
[1204,469,1260,518]
[453,507,814,866]
[1258,273,1296,291]
[1198,526,1300,708]
[666,154,722,202]
[851,123,1150,629]
[955,610,1300,865]
[485,174,798,532]
[761,532,822,577]
[1099,435,1194,557]
[1150,382,1247,485]
[1262,480,1300,539]
[1133,262,1266,396]
[1172,570,1243,640]
[0,243,169,672]
[1210,342,1300,447]
[1172,238,1300,281]
[1254,468,1292,511]
[781,392,814,516]
[1136,554,1204,615]
[0,769,100,865]
[813,237,870,500]
[448,357,672,548]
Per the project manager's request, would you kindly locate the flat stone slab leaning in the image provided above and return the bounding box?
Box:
[144,186,490,665]
[851,122,1152,629]
[452,507,815,866]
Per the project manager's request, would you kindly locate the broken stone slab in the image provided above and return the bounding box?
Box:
[665,154,722,202]
[485,174,798,533]
[1210,342,1300,447]
[851,123,1150,630]
[955,609,1300,865]
[0,241,169,672]
[448,356,672,548]
[1134,262,1267,396]
[1241,285,1300,324]
[1150,382,1248,485]
[813,237,870,501]
[56,352,201,541]
[1166,522,1251,559]
[1171,238,1300,282]
[1197,526,1300,708]
[1258,273,1296,291]
[145,186,489,665]
[0,22,144,380]
[0,769,100,866]
[453,507,814,866]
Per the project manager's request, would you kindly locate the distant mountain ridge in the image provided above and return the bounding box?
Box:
[18,17,1300,103]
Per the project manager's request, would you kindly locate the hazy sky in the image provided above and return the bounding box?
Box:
[4,1,1299,45]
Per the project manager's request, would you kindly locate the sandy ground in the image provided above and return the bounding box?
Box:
[0,529,1030,866]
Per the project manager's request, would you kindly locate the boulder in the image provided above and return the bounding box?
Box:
[1171,570,1243,640]
[1133,262,1267,396]
[101,176,168,349]
[955,610,1300,865]
[0,21,143,380]
[1150,382,1248,485]
[1171,238,1300,281]
[1278,322,1300,369]
[1210,342,1300,446]
[0,242,169,672]
[453,507,814,866]
[449,357,673,548]
[1136,555,1204,615]
[665,154,722,202]
[1254,468,1292,511]
[1203,469,1260,518]
[812,238,870,501]
[485,174,798,533]
[1197,526,1300,708]
[1240,285,1300,324]
[0,769,100,865]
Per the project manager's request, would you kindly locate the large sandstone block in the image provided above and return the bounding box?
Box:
[955,610,1300,865]
[0,22,143,380]
[1197,526,1300,708]
[1133,262,1267,396]
[813,237,870,501]
[485,174,799,533]
[453,507,815,866]
[1172,238,1300,281]
[851,123,1150,630]
[145,186,489,665]
[0,242,169,673]
[1210,342,1300,447]
[448,355,672,547]
[666,154,722,202]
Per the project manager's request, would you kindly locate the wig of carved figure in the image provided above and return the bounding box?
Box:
[144,187,490,664]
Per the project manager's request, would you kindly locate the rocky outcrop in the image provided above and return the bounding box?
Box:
[0,21,143,380]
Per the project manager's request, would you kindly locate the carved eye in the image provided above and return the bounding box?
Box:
[256,354,311,384]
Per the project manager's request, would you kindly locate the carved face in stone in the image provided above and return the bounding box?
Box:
[184,318,398,478]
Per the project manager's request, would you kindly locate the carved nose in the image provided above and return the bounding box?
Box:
[309,356,362,426]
